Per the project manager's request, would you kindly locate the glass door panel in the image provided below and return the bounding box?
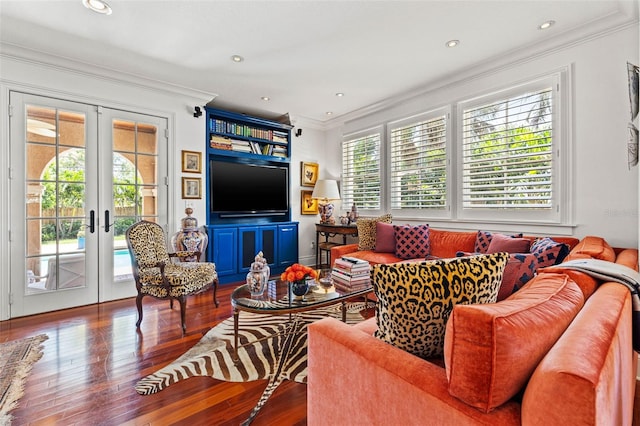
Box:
[101,112,166,300]
[25,108,88,295]
[10,93,99,317]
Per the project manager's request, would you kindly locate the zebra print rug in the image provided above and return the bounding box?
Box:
[135,302,369,424]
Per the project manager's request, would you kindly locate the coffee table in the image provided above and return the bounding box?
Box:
[230,278,373,360]
[230,278,373,424]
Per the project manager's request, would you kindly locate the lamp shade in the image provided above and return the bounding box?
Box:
[311,179,341,201]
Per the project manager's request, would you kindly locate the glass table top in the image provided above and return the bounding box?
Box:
[231,278,372,314]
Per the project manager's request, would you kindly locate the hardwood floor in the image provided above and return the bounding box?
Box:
[0,284,307,426]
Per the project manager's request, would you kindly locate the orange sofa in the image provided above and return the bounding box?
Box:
[329,227,579,266]
[331,227,581,300]
[309,236,639,425]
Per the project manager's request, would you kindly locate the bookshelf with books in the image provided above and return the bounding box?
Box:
[205,107,292,162]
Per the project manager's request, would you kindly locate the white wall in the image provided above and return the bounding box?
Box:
[289,120,343,264]
[333,24,639,249]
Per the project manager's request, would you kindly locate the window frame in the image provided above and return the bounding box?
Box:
[456,72,568,225]
[341,126,384,215]
[387,107,452,219]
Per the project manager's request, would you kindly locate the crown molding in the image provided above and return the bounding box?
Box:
[0,42,218,103]
[328,4,638,127]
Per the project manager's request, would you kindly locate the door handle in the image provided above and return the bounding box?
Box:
[89,210,95,233]
[104,210,113,233]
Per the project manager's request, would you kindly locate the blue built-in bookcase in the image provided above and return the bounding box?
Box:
[205,107,298,283]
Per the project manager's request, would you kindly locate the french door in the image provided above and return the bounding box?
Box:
[9,92,168,317]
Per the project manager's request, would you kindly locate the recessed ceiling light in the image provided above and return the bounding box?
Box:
[261,96,270,101]
[231,55,244,63]
[335,92,345,97]
[82,0,112,15]
[445,39,460,48]
[538,20,555,30]
[326,111,333,116]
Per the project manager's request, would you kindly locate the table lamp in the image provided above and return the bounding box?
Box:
[312,179,341,224]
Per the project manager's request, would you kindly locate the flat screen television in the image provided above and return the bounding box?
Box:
[210,159,289,216]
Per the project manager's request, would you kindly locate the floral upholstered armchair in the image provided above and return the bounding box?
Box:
[125,220,218,333]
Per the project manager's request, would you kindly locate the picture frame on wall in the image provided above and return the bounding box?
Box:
[182,150,202,173]
[301,190,318,215]
[182,177,201,199]
[300,161,319,187]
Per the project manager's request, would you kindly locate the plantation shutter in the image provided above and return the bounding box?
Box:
[390,114,447,210]
[461,87,554,210]
[341,131,381,210]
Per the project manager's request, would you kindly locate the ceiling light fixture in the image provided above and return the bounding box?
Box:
[326,112,333,116]
[231,55,244,63]
[446,39,460,48]
[538,20,555,30]
[261,96,270,101]
[82,0,112,15]
[335,92,344,97]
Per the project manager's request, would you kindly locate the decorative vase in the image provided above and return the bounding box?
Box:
[348,203,359,224]
[247,251,270,296]
[171,207,208,262]
[290,279,309,298]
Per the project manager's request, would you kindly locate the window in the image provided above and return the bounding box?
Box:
[340,73,567,226]
[459,76,560,223]
[341,128,382,210]
[389,110,449,215]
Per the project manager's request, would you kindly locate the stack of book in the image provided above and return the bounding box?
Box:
[331,257,371,292]
[210,135,233,150]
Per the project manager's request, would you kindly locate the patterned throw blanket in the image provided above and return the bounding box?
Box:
[554,259,640,351]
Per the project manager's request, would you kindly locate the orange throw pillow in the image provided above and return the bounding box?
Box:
[565,235,615,262]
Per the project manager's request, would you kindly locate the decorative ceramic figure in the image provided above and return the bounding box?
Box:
[246,251,270,296]
[348,203,359,224]
[171,207,208,262]
[340,215,350,225]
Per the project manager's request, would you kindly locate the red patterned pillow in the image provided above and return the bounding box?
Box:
[393,224,430,260]
[474,230,523,253]
[503,253,537,296]
[530,237,570,268]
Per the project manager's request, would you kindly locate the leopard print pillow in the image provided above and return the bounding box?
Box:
[372,252,509,359]
[356,214,392,250]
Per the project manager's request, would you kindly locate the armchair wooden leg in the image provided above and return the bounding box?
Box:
[213,278,219,307]
[178,296,187,334]
[135,294,144,328]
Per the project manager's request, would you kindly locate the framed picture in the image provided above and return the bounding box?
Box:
[182,177,201,199]
[182,150,202,173]
[300,161,319,187]
[301,190,318,215]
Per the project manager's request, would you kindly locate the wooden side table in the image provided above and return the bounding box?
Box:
[315,223,358,268]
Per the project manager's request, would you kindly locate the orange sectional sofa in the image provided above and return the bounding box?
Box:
[329,227,579,267]
[309,235,639,425]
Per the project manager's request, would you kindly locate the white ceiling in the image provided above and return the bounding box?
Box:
[0,0,637,124]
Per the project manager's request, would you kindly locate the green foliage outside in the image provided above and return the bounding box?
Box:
[40,149,139,241]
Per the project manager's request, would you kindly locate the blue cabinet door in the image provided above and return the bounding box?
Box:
[210,227,237,277]
[277,223,298,268]
[238,225,277,273]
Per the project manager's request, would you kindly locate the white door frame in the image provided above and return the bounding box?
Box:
[7,91,169,316]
